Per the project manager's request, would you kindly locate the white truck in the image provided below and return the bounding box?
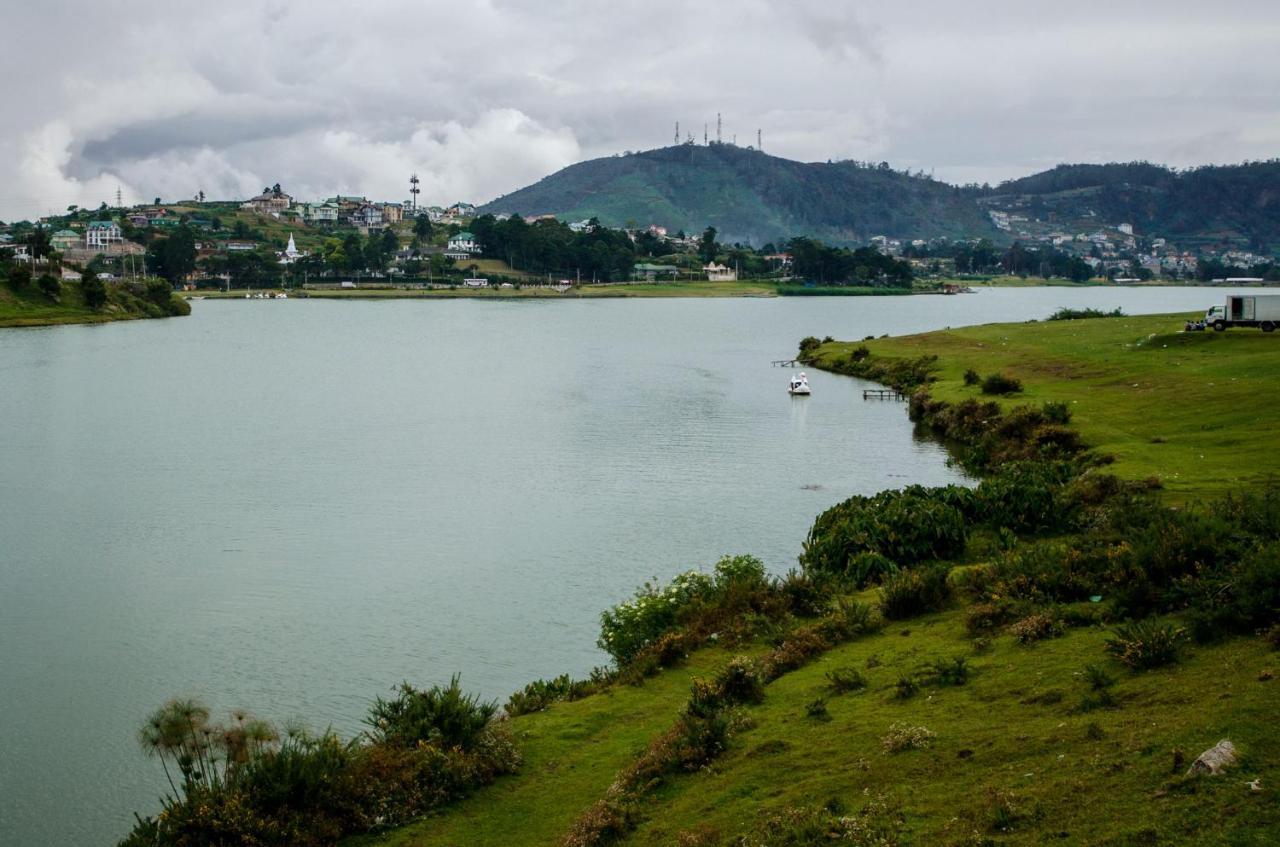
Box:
[1204,294,1280,332]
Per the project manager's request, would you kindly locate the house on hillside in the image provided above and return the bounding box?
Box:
[353,204,384,229]
[445,202,476,221]
[86,220,123,249]
[50,229,81,251]
[242,187,293,214]
[703,262,737,282]
[444,232,478,261]
[305,202,340,224]
[381,203,403,224]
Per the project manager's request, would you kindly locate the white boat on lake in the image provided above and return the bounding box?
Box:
[788,372,811,396]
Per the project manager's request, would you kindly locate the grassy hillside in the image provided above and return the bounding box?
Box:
[804,313,1280,500]
[337,314,1279,847]
[480,144,997,247]
[0,276,189,327]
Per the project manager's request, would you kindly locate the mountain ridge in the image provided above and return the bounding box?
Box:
[480,145,1280,251]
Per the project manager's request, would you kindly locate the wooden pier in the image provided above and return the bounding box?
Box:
[862,388,907,401]
[772,359,799,367]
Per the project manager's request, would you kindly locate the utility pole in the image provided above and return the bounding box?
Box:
[716,113,722,144]
[674,121,679,145]
[757,129,762,151]
[704,124,708,145]
[116,186,122,208]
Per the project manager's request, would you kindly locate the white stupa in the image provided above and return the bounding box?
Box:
[278,233,305,265]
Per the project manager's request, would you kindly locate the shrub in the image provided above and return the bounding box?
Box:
[1185,544,1280,643]
[506,674,600,717]
[716,656,765,705]
[1042,401,1072,425]
[925,656,969,686]
[598,570,713,664]
[365,675,497,750]
[846,551,899,588]
[804,698,831,721]
[1047,307,1125,321]
[879,564,952,620]
[973,462,1076,534]
[981,373,1023,395]
[737,797,905,847]
[1009,613,1064,644]
[964,600,1019,635]
[798,336,822,356]
[963,368,981,386]
[882,722,934,752]
[779,569,826,617]
[1105,620,1185,671]
[801,487,968,577]
[894,675,919,700]
[826,667,867,694]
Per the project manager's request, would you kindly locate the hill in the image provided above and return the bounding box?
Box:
[984,161,1280,252]
[480,144,997,246]
[0,274,190,328]
[481,147,1280,251]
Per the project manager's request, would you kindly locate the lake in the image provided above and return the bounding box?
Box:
[0,286,1252,845]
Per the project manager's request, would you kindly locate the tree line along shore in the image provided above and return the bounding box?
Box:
[118,309,1279,847]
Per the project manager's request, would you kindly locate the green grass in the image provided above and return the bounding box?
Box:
[349,647,748,847]
[351,608,1278,847]
[0,279,182,327]
[807,313,1280,501]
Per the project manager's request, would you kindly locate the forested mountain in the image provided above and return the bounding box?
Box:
[985,161,1280,252]
[480,144,995,246]
[480,146,1280,251]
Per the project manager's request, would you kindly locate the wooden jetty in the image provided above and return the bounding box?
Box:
[862,388,908,401]
[772,359,799,367]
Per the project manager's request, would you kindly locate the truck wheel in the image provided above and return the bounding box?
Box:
[1263,322,1276,333]
[1212,320,1226,332]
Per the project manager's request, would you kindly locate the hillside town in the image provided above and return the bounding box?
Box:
[1,176,1276,294]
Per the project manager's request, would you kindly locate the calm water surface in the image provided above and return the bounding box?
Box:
[0,287,1252,844]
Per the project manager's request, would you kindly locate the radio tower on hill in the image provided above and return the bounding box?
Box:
[716,113,722,144]
[674,121,679,145]
[409,173,420,212]
[757,129,762,151]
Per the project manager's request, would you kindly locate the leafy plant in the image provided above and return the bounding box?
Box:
[1105,620,1185,671]
[879,564,952,620]
[1009,612,1065,644]
[981,373,1023,395]
[963,368,981,386]
[826,667,868,694]
[365,675,497,750]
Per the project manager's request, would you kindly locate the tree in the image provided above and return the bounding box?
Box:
[24,228,52,261]
[8,263,32,290]
[413,214,433,241]
[37,273,60,300]
[146,226,197,284]
[699,226,718,263]
[381,227,398,257]
[82,273,107,309]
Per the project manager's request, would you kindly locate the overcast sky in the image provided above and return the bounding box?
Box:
[1,0,1277,220]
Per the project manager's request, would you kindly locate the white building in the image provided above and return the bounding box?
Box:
[277,233,307,265]
[446,231,478,256]
[85,220,123,249]
[703,262,737,282]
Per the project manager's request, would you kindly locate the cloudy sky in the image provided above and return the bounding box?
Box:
[1,0,1277,220]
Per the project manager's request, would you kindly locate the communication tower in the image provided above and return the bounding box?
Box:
[409,173,420,212]
[716,113,722,144]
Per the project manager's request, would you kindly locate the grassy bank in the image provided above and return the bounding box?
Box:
[123,309,1279,847]
[1,278,190,328]
[804,312,1280,501]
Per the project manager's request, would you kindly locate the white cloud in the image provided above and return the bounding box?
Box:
[0,0,1278,220]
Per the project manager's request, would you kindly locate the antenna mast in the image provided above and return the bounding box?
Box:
[704,123,708,145]
[716,113,722,144]
[116,186,122,208]
[757,129,762,151]
[409,173,420,212]
[674,121,679,145]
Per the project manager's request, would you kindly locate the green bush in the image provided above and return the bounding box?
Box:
[1047,307,1125,321]
[737,797,905,847]
[506,673,603,716]
[1009,612,1064,644]
[845,551,899,588]
[37,273,60,300]
[1105,620,1185,671]
[365,675,497,750]
[925,656,970,686]
[801,487,969,577]
[879,564,952,620]
[981,373,1023,395]
[963,368,981,386]
[82,274,108,309]
[826,667,867,694]
[1042,401,1072,425]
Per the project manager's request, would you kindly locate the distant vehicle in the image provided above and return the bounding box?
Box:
[1204,294,1280,332]
[788,372,811,396]
[463,278,489,288]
